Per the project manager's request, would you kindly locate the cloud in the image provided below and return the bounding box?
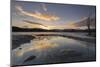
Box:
[23,20,47,27]
[23,20,51,30]
[15,5,60,21]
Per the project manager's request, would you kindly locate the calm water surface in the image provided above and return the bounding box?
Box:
[12,32,96,66]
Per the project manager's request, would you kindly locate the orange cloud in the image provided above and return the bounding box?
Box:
[16,6,60,21]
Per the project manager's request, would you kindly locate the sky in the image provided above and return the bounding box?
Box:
[11,0,96,30]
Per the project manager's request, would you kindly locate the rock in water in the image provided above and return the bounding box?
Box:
[23,55,36,63]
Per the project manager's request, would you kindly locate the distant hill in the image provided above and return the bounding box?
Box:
[12,26,95,32]
[12,26,47,32]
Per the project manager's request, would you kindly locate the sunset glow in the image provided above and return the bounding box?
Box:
[16,6,60,22]
[12,1,96,30]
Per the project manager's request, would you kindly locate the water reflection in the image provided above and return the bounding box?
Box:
[12,35,96,66]
[14,36,59,57]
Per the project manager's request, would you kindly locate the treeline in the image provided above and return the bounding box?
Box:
[12,26,96,32]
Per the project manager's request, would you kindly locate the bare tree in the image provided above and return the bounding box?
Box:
[87,16,91,35]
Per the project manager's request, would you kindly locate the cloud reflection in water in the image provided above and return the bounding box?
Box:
[15,38,58,57]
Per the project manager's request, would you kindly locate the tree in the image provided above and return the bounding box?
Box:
[87,16,91,35]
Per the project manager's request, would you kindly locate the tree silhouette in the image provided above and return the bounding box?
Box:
[87,16,91,35]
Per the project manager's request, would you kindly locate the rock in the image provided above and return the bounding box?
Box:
[23,55,36,63]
